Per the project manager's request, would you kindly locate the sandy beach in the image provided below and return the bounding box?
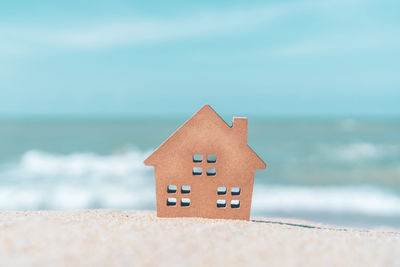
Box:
[0,210,399,266]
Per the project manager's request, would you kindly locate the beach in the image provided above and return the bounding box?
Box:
[0,210,399,266]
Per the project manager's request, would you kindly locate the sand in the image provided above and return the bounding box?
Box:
[0,210,399,267]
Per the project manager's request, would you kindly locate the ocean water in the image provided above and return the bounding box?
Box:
[0,118,399,228]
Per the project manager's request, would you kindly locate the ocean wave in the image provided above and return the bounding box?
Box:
[4,150,151,178]
[252,185,400,216]
[0,150,399,218]
[319,142,400,162]
[0,149,155,210]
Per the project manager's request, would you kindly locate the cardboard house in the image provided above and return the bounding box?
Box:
[144,105,266,220]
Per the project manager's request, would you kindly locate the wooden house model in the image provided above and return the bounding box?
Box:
[144,105,266,220]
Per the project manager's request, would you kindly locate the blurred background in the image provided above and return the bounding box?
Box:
[0,0,399,228]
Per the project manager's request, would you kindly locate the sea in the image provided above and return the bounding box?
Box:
[0,118,399,228]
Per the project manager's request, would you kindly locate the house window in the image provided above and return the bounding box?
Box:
[181,185,191,194]
[193,155,217,176]
[231,187,241,196]
[206,167,216,176]
[193,167,202,175]
[217,187,226,195]
[231,200,240,208]
[207,155,217,163]
[217,199,226,208]
[167,198,177,206]
[193,154,203,163]
[167,185,177,193]
[181,198,190,207]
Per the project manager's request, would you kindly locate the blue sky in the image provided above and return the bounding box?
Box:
[0,0,399,117]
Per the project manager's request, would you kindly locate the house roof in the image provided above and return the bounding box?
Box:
[144,104,266,170]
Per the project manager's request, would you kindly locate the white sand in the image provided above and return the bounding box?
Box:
[0,210,399,267]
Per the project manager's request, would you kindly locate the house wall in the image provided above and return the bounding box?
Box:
[153,149,256,220]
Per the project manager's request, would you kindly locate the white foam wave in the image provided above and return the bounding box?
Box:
[7,150,150,178]
[320,142,399,162]
[0,149,156,210]
[252,185,400,216]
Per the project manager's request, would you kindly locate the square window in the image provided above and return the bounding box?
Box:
[167,185,177,193]
[167,198,177,206]
[193,167,202,175]
[231,200,240,208]
[217,187,226,195]
[217,199,226,208]
[206,167,216,176]
[181,185,191,194]
[231,187,241,195]
[193,154,203,163]
[207,155,217,163]
[181,198,190,207]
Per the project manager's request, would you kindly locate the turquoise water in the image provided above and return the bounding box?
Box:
[0,118,399,228]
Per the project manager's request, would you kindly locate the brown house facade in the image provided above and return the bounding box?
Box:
[144,105,266,220]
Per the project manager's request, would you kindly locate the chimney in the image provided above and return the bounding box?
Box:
[233,117,248,143]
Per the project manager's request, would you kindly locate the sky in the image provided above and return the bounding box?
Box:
[0,0,399,117]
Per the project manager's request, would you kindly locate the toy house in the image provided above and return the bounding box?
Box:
[144,105,266,220]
